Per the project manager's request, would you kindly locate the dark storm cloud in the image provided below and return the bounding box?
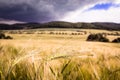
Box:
[0,0,114,22]
[0,4,54,22]
[0,0,56,22]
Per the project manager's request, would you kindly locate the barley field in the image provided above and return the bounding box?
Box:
[0,29,120,80]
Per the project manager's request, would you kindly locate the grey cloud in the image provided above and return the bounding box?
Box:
[0,0,115,22]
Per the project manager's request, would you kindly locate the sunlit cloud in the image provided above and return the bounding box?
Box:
[61,1,120,23]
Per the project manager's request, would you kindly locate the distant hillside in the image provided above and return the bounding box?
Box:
[0,21,120,30]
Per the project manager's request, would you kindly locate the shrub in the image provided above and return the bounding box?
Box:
[5,36,13,39]
[0,33,5,39]
[0,33,13,39]
[112,38,120,43]
[87,33,109,42]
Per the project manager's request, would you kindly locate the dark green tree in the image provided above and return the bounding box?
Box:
[87,33,109,42]
[112,38,120,43]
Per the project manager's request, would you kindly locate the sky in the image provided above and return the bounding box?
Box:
[0,0,120,24]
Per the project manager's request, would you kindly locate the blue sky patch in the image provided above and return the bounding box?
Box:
[87,3,120,11]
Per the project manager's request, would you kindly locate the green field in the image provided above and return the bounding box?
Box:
[0,29,120,80]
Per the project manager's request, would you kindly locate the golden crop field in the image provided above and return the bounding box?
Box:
[0,29,120,80]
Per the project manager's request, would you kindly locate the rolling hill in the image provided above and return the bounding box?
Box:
[0,21,120,30]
